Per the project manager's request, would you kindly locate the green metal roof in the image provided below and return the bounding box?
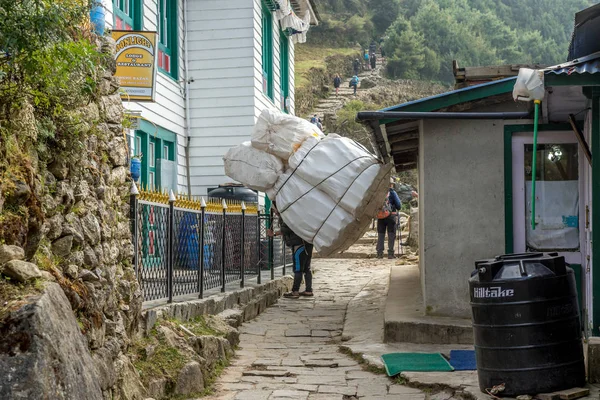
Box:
[378,77,516,125]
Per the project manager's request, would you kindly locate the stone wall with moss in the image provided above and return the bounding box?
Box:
[0,33,142,399]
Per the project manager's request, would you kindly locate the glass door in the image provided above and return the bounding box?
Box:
[512,131,587,332]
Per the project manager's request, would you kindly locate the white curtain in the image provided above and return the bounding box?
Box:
[274,0,311,44]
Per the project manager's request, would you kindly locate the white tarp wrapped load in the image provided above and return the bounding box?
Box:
[270,134,392,256]
[252,108,324,159]
[223,142,284,192]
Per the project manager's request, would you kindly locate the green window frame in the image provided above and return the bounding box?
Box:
[134,121,176,191]
[261,2,274,100]
[158,0,178,79]
[113,0,143,30]
[279,32,290,112]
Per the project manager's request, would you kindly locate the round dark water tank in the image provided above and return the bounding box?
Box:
[469,252,585,396]
[208,185,258,203]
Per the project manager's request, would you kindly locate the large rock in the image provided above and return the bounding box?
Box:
[0,244,25,265]
[0,283,103,399]
[175,361,205,395]
[52,235,74,257]
[2,260,42,282]
[81,213,102,245]
[63,213,85,244]
[43,214,65,241]
[100,93,124,125]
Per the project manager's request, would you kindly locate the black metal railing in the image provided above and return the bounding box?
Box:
[131,186,290,304]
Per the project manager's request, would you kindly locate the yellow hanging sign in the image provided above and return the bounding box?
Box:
[112,30,158,102]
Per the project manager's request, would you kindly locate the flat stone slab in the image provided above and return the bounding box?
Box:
[234,390,273,400]
[251,359,282,367]
[296,375,347,386]
[284,329,311,337]
[269,389,310,399]
[316,384,357,396]
[240,326,268,336]
[242,370,292,378]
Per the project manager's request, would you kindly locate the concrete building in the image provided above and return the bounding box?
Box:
[104,0,318,195]
[358,4,600,336]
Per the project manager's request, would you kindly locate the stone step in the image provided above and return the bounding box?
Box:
[384,265,473,345]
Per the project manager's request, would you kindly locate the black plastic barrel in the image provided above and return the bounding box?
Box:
[469,252,585,396]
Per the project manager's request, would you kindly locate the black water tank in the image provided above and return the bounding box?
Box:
[207,184,258,203]
[469,252,585,396]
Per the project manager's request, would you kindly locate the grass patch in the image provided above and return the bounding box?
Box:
[295,45,357,90]
[132,328,188,386]
[131,318,234,399]
[179,315,225,337]
[0,276,44,322]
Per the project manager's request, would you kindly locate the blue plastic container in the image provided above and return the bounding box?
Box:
[90,2,106,36]
[130,158,141,182]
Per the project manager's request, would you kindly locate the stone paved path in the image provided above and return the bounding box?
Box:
[203,259,427,400]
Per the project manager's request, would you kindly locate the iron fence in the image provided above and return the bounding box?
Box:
[131,187,289,304]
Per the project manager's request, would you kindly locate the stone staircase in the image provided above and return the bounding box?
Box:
[308,53,385,131]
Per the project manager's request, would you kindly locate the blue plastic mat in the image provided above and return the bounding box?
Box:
[449,350,477,371]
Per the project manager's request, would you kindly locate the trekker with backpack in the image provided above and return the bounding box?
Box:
[349,75,359,96]
[267,202,314,298]
[333,74,342,97]
[353,59,360,75]
[376,179,402,259]
[370,53,377,70]
[364,52,370,70]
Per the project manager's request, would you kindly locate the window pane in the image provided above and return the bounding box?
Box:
[164,145,169,159]
[135,136,141,154]
[149,142,155,168]
[149,172,155,190]
[524,143,579,251]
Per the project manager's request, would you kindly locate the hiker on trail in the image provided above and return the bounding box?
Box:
[333,74,342,96]
[352,58,360,75]
[267,203,313,299]
[310,114,318,124]
[350,75,359,96]
[316,117,323,131]
[369,40,377,55]
[370,53,377,70]
[376,179,402,259]
[364,51,370,70]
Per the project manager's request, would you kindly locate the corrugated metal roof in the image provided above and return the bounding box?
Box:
[546,51,600,75]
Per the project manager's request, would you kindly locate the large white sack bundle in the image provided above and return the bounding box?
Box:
[271,134,393,256]
[223,142,284,192]
[252,108,324,159]
[288,135,386,217]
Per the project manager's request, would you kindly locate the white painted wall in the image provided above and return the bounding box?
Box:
[105,0,188,193]
[187,0,296,196]
[106,0,299,196]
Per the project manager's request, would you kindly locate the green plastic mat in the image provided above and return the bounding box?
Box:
[381,353,454,376]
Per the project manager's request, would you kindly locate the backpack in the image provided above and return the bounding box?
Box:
[350,76,358,85]
[377,192,394,219]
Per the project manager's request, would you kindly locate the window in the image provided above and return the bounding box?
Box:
[524,143,579,251]
[113,0,142,30]
[158,0,178,79]
[261,3,274,100]
[279,32,290,112]
[135,121,177,191]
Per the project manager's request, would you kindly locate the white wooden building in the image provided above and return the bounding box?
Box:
[104,0,318,195]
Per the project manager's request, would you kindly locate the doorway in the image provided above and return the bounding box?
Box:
[512,130,589,334]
